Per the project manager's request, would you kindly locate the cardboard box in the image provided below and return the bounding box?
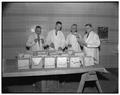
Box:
[37,51,48,57]
[74,52,84,57]
[57,57,68,68]
[23,54,31,58]
[18,59,30,69]
[84,56,94,66]
[70,56,83,68]
[18,53,31,59]
[44,57,56,68]
[67,50,74,55]
[31,56,43,69]
[61,53,69,56]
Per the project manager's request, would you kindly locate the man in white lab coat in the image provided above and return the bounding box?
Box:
[46,21,66,51]
[78,24,100,64]
[26,26,45,51]
[66,24,82,52]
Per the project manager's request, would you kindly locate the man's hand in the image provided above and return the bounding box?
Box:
[50,43,55,48]
[81,40,87,47]
[77,39,87,47]
[82,41,87,47]
[58,47,62,51]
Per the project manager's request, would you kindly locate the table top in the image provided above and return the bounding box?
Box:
[2,59,108,77]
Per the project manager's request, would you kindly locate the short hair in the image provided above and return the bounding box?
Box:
[56,21,62,25]
[85,24,92,27]
[72,24,77,27]
[35,25,41,29]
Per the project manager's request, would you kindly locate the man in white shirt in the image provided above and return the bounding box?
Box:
[26,26,45,51]
[45,21,66,51]
[66,24,82,52]
[78,24,100,64]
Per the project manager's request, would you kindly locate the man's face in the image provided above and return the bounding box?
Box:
[85,26,92,33]
[71,25,77,34]
[35,27,41,35]
[55,24,62,31]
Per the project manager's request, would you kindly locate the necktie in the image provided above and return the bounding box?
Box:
[55,30,58,36]
[37,34,40,47]
[87,33,89,38]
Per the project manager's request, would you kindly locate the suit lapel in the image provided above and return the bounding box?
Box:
[86,31,93,43]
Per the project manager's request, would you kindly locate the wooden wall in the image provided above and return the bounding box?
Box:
[3,2,118,67]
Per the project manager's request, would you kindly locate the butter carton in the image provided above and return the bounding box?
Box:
[70,56,83,68]
[18,58,30,70]
[84,56,94,66]
[74,52,85,57]
[44,57,56,68]
[31,56,43,69]
[57,56,68,68]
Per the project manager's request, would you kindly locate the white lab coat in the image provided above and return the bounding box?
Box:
[66,33,81,52]
[26,33,44,51]
[84,31,100,64]
[46,29,66,50]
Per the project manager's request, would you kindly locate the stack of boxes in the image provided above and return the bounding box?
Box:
[17,50,95,70]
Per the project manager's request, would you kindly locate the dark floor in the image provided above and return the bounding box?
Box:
[2,68,118,93]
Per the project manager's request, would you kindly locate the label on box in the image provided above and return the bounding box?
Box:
[57,57,68,68]
[32,57,42,65]
[44,57,55,68]
[84,56,94,66]
[70,57,83,68]
[18,59,29,69]
[18,66,29,69]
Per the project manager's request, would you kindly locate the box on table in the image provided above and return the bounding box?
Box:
[70,56,83,68]
[60,53,69,56]
[31,56,43,69]
[74,52,85,57]
[37,51,48,57]
[50,54,59,57]
[44,56,56,68]
[18,58,30,70]
[18,53,31,59]
[84,56,94,66]
[56,56,68,68]
[49,51,60,57]
[67,50,74,55]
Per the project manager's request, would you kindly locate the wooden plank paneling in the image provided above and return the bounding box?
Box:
[2,3,118,59]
